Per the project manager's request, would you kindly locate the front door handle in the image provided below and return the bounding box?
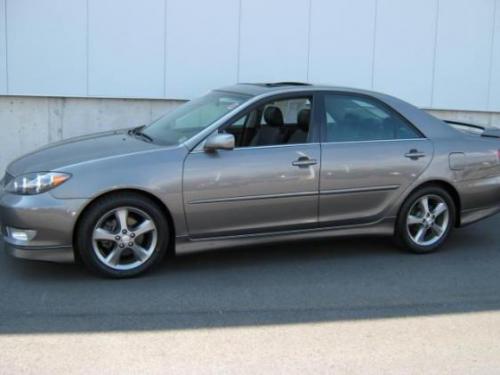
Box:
[405,149,426,160]
[292,156,317,167]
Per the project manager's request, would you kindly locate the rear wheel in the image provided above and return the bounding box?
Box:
[395,186,456,254]
[76,193,169,278]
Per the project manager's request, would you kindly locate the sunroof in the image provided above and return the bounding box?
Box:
[243,82,312,88]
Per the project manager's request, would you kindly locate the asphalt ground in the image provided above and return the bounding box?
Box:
[0,215,499,373]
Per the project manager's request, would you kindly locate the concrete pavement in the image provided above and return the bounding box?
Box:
[0,215,500,373]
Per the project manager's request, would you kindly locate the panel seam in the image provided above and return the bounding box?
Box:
[4,0,8,92]
[430,0,440,108]
[370,0,379,89]
[486,0,498,111]
[163,0,168,97]
[85,0,89,96]
[236,0,242,82]
[306,0,312,82]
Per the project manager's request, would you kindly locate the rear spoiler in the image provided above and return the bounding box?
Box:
[444,120,500,138]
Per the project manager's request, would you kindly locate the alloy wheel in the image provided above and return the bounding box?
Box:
[92,207,158,271]
[406,194,450,247]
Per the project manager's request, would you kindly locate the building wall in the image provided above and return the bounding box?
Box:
[0,96,182,173]
[0,0,499,110]
[1,0,500,172]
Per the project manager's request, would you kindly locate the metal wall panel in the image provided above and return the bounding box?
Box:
[0,0,6,94]
[6,0,87,96]
[238,0,309,82]
[88,0,165,97]
[165,0,239,99]
[489,0,500,112]
[0,0,499,113]
[309,0,376,89]
[373,0,437,107]
[433,0,495,111]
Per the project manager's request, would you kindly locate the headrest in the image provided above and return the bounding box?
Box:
[297,108,310,132]
[264,106,284,127]
[344,112,359,122]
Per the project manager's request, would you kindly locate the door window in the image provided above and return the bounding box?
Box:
[323,94,422,142]
[224,97,313,147]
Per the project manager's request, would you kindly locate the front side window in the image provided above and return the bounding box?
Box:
[323,94,422,142]
[143,91,249,145]
[224,97,313,147]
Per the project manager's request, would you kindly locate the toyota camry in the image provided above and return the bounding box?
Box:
[1,82,499,277]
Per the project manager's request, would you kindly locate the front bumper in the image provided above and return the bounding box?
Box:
[0,189,89,263]
[3,241,74,262]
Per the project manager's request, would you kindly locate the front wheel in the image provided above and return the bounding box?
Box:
[76,193,170,278]
[395,186,456,254]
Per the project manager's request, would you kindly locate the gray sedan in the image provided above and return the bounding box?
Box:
[1,83,499,277]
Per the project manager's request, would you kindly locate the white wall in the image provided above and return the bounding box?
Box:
[0,0,6,93]
[372,0,437,108]
[6,0,87,96]
[165,0,239,98]
[0,0,499,111]
[432,0,496,111]
[0,96,183,173]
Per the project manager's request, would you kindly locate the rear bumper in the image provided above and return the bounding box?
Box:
[3,240,74,262]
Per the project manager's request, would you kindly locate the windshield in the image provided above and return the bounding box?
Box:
[142,91,249,145]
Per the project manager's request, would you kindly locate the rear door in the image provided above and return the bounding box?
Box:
[318,93,433,226]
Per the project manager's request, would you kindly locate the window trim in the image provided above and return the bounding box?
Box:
[216,91,322,148]
[317,91,426,144]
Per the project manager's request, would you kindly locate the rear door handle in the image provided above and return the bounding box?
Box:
[292,157,317,167]
[405,149,426,160]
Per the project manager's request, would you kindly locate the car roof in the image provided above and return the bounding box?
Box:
[217,82,384,97]
[215,82,460,140]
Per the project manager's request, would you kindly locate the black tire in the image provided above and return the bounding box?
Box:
[76,192,170,278]
[395,185,456,254]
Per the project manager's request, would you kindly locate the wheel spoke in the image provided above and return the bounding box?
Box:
[415,226,427,243]
[134,219,155,237]
[115,209,129,232]
[432,202,447,218]
[93,228,117,242]
[432,223,444,236]
[420,197,430,216]
[105,247,124,267]
[407,215,422,226]
[131,244,149,262]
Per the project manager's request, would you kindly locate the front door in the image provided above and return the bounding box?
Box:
[318,93,433,225]
[183,95,321,238]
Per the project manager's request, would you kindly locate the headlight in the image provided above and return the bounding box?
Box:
[5,172,71,195]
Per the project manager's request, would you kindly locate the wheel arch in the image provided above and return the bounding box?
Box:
[72,188,176,260]
[398,180,462,227]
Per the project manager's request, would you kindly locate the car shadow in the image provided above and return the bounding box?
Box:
[1,215,499,334]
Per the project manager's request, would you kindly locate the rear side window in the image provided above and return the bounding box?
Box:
[323,94,422,142]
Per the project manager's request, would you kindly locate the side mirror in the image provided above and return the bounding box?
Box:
[204,133,235,152]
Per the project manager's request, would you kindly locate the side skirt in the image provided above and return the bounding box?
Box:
[459,205,500,227]
[175,218,395,255]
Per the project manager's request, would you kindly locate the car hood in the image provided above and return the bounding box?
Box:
[6,129,164,176]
